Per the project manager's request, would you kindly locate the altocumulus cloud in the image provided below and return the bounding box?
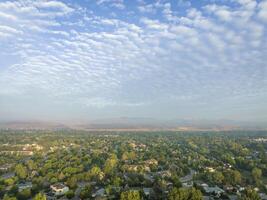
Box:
[0,0,266,121]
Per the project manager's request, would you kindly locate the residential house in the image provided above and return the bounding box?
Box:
[92,188,106,198]
[143,188,154,199]
[18,182,32,192]
[50,183,69,196]
[205,167,215,173]
[1,172,15,180]
[202,185,225,198]
[0,164,12,171]
[144,159,158,166]
[259,193,267,200]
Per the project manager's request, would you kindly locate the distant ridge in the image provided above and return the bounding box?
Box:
[0,121,69,130]
[0,118,266,131]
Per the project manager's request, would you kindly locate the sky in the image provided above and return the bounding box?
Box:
[0,0,267,123]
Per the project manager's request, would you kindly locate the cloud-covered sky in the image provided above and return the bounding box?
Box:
[0,0,266,122]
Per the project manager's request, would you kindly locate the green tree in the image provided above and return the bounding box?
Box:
[233,170,242,185]
[67,176,77,189]
[66,190,75,199]
[17,188,31,200]
[33,193,46,200]
[225,170,241,185]
[3,194,17,200]
[80,185,92,199]
[4,178,15,186]
[15,164,27,179]
[168,187,202,200]
[104,154,118,175]
[26,160,37,171]
[120,190,141,200]
[114,177,123,187]
[239,189,261,200]
[252,168,262,183]
[89,166,103,181]
[50,177,58,184]
[213,171,224,184]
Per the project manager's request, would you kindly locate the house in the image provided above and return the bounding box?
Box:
[144,173,155,183]
[143,188,154,198]
[259,193,267,200]
[182,181,193,188]
[203,196,214,200]
[223,163,232,169]
[205,167,215,173]
[237,185,245,192]
[166,182,174,190]
[18,182,32,192]
[92,188,106,198]
[180,169,196,184]
[123,164,150,173]
[77,181,88,188]
[0,164,12,171]
[228,195,238,200]
[223,185,234,193]
[45,193,56,200]
[50,183,69,196]
[144,159,158,166]
[202,185,225,198]
[157,170,171,178]
[31,170,39,178]
[1,172,15,179]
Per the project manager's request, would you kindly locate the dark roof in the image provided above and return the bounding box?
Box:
[51,183,67,190]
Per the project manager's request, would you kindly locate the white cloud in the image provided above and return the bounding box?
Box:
[257,0,267,22]
[35,0,73,13]
[140,18,168,30]
[138,4,157,13]
[96,0,125,9]
[0,25,22,35]
[0,0,266,120]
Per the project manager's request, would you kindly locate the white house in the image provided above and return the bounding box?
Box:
[50,183,69,196]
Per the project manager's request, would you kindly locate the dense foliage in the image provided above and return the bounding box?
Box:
[0,130,266,199]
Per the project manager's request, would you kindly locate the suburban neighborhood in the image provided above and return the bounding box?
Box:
[0,130,267,200]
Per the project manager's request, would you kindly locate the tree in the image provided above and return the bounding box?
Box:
[213,171,224,184]
[189,188,203,200]
[104,154,118,175]
[171,175,182,188]
[168,187,202,200]
[15,164,27,179]
[17,188,31,200]
[80,185,92,199]
[233,170,242,185]
[252,168,262,183]
[239,189,261,200]
[4,178,15,186]
[120,190,141,200]
[225,170,241,185]
[112,176,122,187]
[26,160,37,171]
[33,193,46,200]
[66,190,75,199]
[89,166,103,181]
[67,176,77,189]
[58,172,65,181]
[50,177,58,184]
[168,188,187,200]
[3,195,17,200]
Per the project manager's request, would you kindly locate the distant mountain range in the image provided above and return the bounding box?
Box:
[0,118,266,131]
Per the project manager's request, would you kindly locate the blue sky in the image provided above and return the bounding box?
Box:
[0,0,266,123]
